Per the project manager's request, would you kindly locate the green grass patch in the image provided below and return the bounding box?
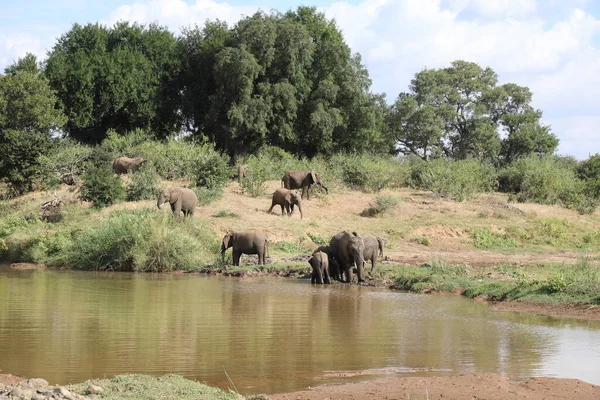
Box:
[412,235,431,246]
[212,209,240,218]
[360,195,398,217]
[306,232,328,246]
[273,241,304,253]
[72,374,239,400]
[472,228,518,249]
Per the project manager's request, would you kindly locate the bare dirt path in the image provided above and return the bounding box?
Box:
[269,373,600,400]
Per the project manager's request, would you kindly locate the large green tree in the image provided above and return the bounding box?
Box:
[388,60,557,163]
[45,22,180,143]
[179,7,392,157]
[0,54,67,195]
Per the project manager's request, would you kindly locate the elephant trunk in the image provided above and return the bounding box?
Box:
[319,183,328,194]
[297,203,303,219]
[353,251,365,283]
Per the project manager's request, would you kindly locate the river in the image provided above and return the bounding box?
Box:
[0,267,599,394]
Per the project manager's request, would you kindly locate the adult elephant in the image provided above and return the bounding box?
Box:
[157,187,198,222]
[112,157,146,175]
[281,170,328,200]
[361,233,385,275]
[221,230,268,266]
[268,188,303,219]
[329,231,365,283]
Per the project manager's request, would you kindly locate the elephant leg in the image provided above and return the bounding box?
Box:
[370,259,376,274]
[173,201,182,222]
[318,267,324,284]
[257,249,265,265]
[268,201,275,214]
[311,271,316,284]
[324,267,330,284]
[280,205,285,215]
[285,204,291,216]
[233,250,241,266]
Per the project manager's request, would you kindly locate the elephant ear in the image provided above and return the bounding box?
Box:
[310,170,317,184]
[170,190,180,203]
[285,192,293,203]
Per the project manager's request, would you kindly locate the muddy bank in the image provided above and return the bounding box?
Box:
[490,300,600,321]
[269,372,600,400]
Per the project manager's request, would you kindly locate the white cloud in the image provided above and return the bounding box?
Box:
[0,33,48,71]
[106,0,258,31]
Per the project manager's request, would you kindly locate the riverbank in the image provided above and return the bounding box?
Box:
[1,181,599,319]
[3,372,600,400]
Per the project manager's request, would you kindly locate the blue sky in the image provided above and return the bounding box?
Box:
[1,0,599,159]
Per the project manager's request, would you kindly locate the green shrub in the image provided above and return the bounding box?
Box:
[192,187,223,205]
[101,129,151,157]
[0,215,29,237]
[81,165,125,208]
[38,139,94,187]
[274,241,304,253]
[361,195,399,217]
[499,155,594,213]
[410,158,497,201]
[413,235,431,246]
[212,209,240,218]
[241,154,272,197]
[329,153,408,192]
[306,232,328,246]
[59,210,219,271]
[577,153,600,198]
[473,228,517,249]
[127,164,159,201]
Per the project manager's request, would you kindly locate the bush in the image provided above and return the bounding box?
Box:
[577,153,600,199]
[473,228,517,249]
[0,215,29,237]
[499,155,594,213]
[329,153,408,192]
[192,149,230,190]
[81,165,125,208]
[38,139,94,187]
[59,210,219,271]
[361,195,399,217]
[127,164,159,201]
[306,232,328,246]
[192,187,223,205]
[101,129,151,157]
[410,157,497,201]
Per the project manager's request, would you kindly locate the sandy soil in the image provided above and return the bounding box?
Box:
[0,373,25,386]
[269,373,600,400]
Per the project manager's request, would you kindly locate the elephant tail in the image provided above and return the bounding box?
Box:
[265,239,269,258]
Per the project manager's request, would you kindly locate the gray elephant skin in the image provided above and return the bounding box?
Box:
[281,170,328,200]
[157,187,198,221]
[112,157,146,175]
[268,188,303,219]
[329,231,365,283]
[221,230,268,266]
[308,251,330,284]
[360,233,385,274]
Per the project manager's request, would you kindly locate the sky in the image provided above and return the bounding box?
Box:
[1,0,599,159]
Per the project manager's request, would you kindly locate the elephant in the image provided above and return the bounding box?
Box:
[157,187,198,222]
[361,233,385,275]
[221,230,268,266]
[281,170,328,200]
[329,231,365,283]
[112,157,146,175]
[313,245,339,281]
[268,188,303,219]
[308,251,330,284]
[237,164,248,183]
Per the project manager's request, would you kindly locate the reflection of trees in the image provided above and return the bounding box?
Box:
[0,271,596,394]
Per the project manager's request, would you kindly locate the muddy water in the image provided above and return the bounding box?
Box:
[0,268,599,394]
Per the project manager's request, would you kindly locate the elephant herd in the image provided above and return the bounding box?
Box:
[114,158,375,284]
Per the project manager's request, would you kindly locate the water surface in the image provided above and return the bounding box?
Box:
[0,267,599,394]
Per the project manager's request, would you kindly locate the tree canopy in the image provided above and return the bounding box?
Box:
[387,60,558,163]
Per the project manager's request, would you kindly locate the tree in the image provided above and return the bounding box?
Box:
[390,60,557,163]
[45,22,180,143]
[178,7,392,158]
[0,56,67,195]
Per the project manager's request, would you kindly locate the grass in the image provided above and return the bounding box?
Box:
[213,209,241,218]
[360,194,398,217]
[392,258,600,305]
[71,374,240,400]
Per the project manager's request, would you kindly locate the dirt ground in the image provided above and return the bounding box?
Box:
[269,373,600,400]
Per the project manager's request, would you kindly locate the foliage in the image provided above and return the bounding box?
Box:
[72,374,238,400]
[45,22,181,143]
[498,155,595,213]
[38,139,94,187]
[192,187,223,205]
[330,153,408,192]
[0,215,29,237]
[192,147,231,190]
[101,129,152,157]
[60,210,219,272]
[212,209,240,218]
[361,195,399,217]
[126,164,159,201]
[274,241,304,253]
[577,153,600,199]
[389,60,558,163]
[81,165,126,208]
[0,60,67,195]
[179,8,393,157]
[306,232,328,246]
[409,157,497,201]
[472,228,518,249]
[412,236,431,246]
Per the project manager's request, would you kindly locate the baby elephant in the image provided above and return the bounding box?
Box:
[268,188,303,219]
[308,250,330,284]
[221,230,268,266]
[157,186,198,222]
